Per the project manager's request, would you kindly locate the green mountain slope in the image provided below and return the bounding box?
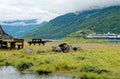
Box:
[24,6,120,39]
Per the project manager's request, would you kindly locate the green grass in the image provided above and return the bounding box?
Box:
[0,39,120,78]
[61,37,107,44]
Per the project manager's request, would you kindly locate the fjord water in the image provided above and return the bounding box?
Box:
[0,66,72,79]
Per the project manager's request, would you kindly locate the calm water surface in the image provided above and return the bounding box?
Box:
[0,66,72,79]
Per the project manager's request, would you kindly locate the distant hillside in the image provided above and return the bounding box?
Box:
[1,19,46,38]
[24,6,120,39]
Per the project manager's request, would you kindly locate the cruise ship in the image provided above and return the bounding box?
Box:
[87,32,120,39]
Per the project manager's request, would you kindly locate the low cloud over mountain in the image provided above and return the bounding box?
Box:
[0,0,120,22]
[1,19,47,38]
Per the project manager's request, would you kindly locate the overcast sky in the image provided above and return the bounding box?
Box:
[0,0,120,22]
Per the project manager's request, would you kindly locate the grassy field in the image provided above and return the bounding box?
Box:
[0,39,120,79]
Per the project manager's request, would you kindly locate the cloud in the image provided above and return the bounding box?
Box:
[0,0,120,22]
[2,22,28,26]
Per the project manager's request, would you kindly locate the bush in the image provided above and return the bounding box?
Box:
[76,56,85,60]
[17,62,33,71]
[80,72,111,79]
[0,59,6,62]
[80,66,109,74]
[37,70,52,75]
[5,61,11,66]
[36,65,53,75]
[54,60,70,70]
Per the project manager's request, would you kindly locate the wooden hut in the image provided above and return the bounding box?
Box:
[0,25,24,49]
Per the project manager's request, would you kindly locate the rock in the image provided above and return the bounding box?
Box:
[37,50,43,54]
[72,46,81,51]
[52,46,62,52]
[52,43,81,53]
[25,48,33,54]
[37,50,47,54]
[59,43,71,53]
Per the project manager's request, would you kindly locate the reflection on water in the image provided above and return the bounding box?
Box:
[0,66,72,79]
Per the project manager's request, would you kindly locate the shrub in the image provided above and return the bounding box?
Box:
[54,60,70,70]
[0,59,6,62]
[37,70,52,75]
[17,62,33,71]
[80,72,111,79]
[36,65,53,75]
[5,61,11,66]
[76,56,85,60]
[80,66,109,74]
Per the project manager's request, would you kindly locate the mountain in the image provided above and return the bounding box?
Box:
[24,6,120,39]
[1,19,46,38]
[0,25,12,39]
